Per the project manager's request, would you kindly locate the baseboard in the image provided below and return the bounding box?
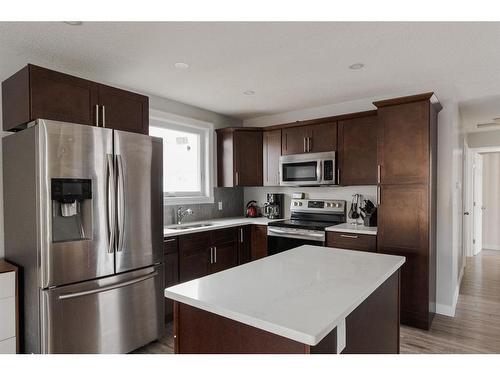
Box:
[436,269,463,317]
[482,244,500,251]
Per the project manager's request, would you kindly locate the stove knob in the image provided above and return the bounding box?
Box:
[298,202,303,206]
[326,202,332,208]
[293,202,298,206]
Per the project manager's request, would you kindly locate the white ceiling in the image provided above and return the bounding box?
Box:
[1,22,500,121]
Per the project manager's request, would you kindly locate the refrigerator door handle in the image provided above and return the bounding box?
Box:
[58,271,159,300]
[116,154,126,252]
[106,154,116,253]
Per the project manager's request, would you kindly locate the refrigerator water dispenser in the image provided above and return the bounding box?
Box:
[51,178,92,242]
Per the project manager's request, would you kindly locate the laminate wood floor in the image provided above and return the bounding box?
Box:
[401,250,500,353]
[134,250,500,354]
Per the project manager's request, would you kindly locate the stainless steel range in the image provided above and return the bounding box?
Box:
[267,198,346,255]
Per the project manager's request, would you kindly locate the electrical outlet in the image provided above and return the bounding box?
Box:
[218,201,223,211]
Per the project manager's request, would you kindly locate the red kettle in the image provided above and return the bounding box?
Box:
[245,200,259,218]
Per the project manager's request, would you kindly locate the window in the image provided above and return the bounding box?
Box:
[149,110,214,205]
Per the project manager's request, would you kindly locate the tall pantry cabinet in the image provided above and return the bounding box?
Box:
[374,93,441,330]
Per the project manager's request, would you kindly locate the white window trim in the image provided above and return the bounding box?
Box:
[150,109,215,205]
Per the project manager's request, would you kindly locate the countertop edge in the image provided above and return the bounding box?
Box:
[165,253,405,346]
[325,225,377,236]
[164,217,278,237]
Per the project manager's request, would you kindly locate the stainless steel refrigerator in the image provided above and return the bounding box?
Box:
[3,119,164,354]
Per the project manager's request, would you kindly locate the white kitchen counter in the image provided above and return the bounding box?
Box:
[325,222,377,235]
[165,245,405,346]
[164,216,281,237]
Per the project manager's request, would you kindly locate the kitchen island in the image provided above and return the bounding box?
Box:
[165,245,405,354]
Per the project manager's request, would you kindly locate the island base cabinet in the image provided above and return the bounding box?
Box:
[173,270,400,354]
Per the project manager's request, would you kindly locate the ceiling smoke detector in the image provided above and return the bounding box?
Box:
[174,62,189,70]
[349,63,365,70]
[243,90,255,96]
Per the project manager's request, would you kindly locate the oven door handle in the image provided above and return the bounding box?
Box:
[267,227,325,242]
[317,160,323,184]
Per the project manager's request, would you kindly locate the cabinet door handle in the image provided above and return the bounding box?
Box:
[377,165,381,184]
[102,105,106,128]
[307,137,311,152]
[164,238,176,243]
[235,171,239,186]
[340,234,359,239]
[337,169,340,185]
[210,247,213,264]
[303,137,307,153]
[95,104,100,127]
[240,228,244,243]
[377,186,381,205]
[214,246,217,263]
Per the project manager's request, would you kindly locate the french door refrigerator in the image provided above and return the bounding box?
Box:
[3,119,164,353]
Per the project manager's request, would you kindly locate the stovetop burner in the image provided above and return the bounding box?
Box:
[268,219,342,231]
[268,198,347,231]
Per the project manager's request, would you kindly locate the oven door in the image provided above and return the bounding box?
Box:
[267,227,325,255]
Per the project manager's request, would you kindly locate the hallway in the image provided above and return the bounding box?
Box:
[401,250,500,353]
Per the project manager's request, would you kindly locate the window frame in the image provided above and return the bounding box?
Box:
[150,109,215,205]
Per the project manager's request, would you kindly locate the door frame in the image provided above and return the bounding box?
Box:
[465,145,500,257]
[472,153,483,255]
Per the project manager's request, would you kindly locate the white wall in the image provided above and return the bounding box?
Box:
[482,152,500,250]
[244,92,464,317]
[467,129,500,148]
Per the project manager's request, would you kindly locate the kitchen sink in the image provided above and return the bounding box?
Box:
[168,223,214,230]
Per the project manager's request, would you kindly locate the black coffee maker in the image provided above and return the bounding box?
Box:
[264,193,285,219]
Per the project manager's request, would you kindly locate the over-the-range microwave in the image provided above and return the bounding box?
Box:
[279,151,337,186]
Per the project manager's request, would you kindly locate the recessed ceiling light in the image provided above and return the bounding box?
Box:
[349,63,365,70]
[243,90,255,96]
[174,62,189,70]
[63,21,83,26]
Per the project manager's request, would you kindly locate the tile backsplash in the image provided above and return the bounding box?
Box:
[164,187,244,225]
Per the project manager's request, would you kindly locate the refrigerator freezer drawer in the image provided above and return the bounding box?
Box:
[41,265,164,354]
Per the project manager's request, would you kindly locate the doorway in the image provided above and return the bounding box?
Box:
[465,147,500,256]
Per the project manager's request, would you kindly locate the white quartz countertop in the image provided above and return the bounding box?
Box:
[325,223,377,235]
[164,216,280,237]
[165,245,405,346]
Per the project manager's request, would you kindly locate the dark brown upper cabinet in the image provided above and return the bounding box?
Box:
[2,64,149,134]
[307,122,337,153]
[375,95,441,185]
[263,129,281,186]
[281,122,337,155]
[217,128,263,187]
[338,115,378,186]
[98,84,149,134]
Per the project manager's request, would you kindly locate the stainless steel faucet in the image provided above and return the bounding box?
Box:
[176,207,193,225]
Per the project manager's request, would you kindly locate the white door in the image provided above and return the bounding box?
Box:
[473,153,483,255]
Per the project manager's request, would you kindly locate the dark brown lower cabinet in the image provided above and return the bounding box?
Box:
[179,228,238,283]
[251,225,268,260]
[326,232,377,252]
[164,237,179,322]
[237,226,252,265]
[210,229,238,273]
[377,183,434,329]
